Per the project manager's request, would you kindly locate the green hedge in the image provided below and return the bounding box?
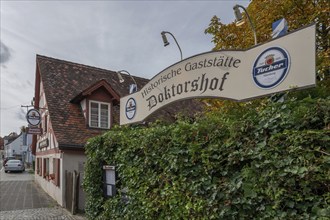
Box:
[83,96,330,219]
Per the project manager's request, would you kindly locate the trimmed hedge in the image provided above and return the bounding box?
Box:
[83,96,330,219]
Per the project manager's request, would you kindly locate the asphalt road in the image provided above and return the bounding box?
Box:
[0,168,34,182]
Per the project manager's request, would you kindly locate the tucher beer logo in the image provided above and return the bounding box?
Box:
[125,98,137,120]
[253,47,290,89]
[26,109,41,126]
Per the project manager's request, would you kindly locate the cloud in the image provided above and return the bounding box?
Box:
[0,0,250,136]
[16,108,27,121]
[0,41,11,64]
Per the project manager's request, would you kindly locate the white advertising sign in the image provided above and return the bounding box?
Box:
[26,109,41,126]
[120,24,316,125]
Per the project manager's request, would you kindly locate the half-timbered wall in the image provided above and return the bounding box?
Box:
[35,80,64,206]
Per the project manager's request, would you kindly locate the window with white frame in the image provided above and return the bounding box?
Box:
[89,101,110,129]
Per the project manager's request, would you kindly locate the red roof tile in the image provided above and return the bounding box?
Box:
[35,55,204,151]
[36,55,149,150]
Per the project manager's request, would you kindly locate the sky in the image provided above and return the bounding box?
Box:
[0,0,250,137]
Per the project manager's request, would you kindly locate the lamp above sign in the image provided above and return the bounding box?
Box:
[120,24,316,126]
[26,109,41,126]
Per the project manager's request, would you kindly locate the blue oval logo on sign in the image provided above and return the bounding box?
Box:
[125,98,137,120]
[26,109,41,126]
[253,47,290,89]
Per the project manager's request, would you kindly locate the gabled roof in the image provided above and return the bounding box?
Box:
[35,55,149,150]
[70,79,121,104]
[34,55,204,152]
[3,132,19,145]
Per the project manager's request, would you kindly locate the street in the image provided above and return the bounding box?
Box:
[0,166,84,220]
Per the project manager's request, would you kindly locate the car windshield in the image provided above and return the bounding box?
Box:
[7,160,20,164]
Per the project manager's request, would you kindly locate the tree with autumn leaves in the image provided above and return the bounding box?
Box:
[203,0,329,109]
[83,2,329,218]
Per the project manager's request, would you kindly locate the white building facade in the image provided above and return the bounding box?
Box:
[4,132,32,163]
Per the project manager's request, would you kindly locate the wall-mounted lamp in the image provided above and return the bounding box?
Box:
[117,70,138,94]
[233,4,257,45]
[117,72,125,83]
[161,31,183,60]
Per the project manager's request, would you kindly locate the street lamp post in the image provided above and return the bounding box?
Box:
[233,4,257,45]
[117,70,138,94]
[161,31,183,60]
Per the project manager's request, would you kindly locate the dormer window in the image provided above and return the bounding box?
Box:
[71,79,119,129]
[89,101,110,129]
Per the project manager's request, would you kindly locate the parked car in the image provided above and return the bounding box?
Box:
[4,159,25,173]
[2,156,15,166]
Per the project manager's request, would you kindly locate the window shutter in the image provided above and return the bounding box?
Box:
[57,159,60,187]
[38,158,42,176]
[43,158,46,178]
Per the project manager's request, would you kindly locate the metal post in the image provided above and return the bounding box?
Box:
[161,31,183,60]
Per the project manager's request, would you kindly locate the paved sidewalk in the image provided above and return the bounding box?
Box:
[0,169,86,220]
[0,207,75,220]
[0,181,57,211]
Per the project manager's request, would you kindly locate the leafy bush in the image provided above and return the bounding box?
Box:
[83,96,330,219]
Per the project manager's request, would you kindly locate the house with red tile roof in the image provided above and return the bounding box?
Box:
[32,55,203,211]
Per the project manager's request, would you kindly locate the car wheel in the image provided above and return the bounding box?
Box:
[5,171,7,173]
